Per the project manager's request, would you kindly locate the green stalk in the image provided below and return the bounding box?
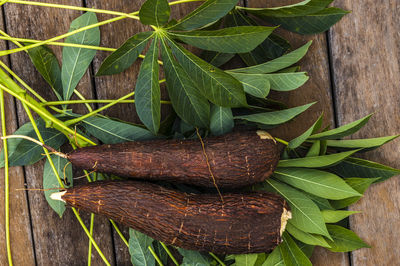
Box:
[88,213,95,266]
[42,99,171,106]
[149,246,164,266]
[160,242,179,266]
[209,253,226,266]
[275,137,289,146]
[73,89,93,113]
[1,88,13,266]
[110,220,129,247]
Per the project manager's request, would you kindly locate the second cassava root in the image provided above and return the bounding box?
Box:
[67,130,280,188]
[51,180,291,254]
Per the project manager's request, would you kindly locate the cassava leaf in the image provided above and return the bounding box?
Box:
[26,44,63,100]
[210,105,234,136]
[81,116,155,144]
[288,114,323,149]
[321,210,360,223]
[306,140,321,157]
[262,247,283,266]
[169,26,275,53]
[235,254,258,266]
[309,114,373,140]
[229,41,312,74]
[178,248,213,266]
[96,31,154,75]
[200,50,234,67]
[273,168,361,200]
[235,102,314,126]
[278,149,361,168]
[167,38,246,107]
[326,225,370,252]
[305,193,335,210]
[330,177,381,209]
[129,229,155,266]
[229,72,271,98]
[266,179,330,237]
[139,0,170,26]
[280,232,312,266]
[135,37,161,134]
[266,72,309,91]
[329,157,400,182]
[160,38,210,128]
[153,241,168,265]
[168,0,238,31]
[0,119,67,167]
[61,12,100,101]
[43,155,72,217]
[286,222,331,248]
[324,135,399,150]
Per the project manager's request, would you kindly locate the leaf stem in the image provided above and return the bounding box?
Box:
[110,219,129,247]
[275,137,289,146]
[73,89,93,112]
[160,242,179,266]
[41,99,171,106]
[1,88,13,266]
[88,213,95,266]
[149,246,164,266]
[209,252,226,266]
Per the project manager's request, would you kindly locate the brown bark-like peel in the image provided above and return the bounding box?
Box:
[56,181,290,254]
[67,130,280,188]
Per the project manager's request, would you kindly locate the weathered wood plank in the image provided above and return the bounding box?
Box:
[329,1,400,265]
[0,14,35,263]
[2,1,115,265]
[246,1,348,265]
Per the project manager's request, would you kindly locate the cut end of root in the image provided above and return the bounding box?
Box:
[256,130,276,144]
[280,208,292,237]
[50,191,67,202]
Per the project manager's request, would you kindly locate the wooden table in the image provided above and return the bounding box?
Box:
[0,0,399,265]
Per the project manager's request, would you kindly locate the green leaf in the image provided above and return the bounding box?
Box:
[139,0,170,26]
[26,44,63,100]
[306,140,321,157]
[168,0,238,31]
[178,248,213,266]
[61,12,100,101]
[273,168,361,200]
[324,135,399,150]
[235,103,314,126]
[167,38,246,107]
[278,149,361,168]
[280,232,312,266]
[330,177,381,209]
[305,193,334,210]
[169,26,275,53]
[210,105,234,136]
[235,254,258,266]
[229,73,271,98]
[129,229,155,266]
[330,157,400,182]
[264,72,309,92]
[96,31,154,75]
[321,210,360,223]
[0,119,67,168]
[153,241,168,265]
[262,247,283,266]
[309,114,372,140]
[297,242,315,258]
[289,114,323,149]
[43,155,72,217]
[200,50,234,67]
[229,41,312,74]
[266,179,330,237]
[286,222,331,248]
[160,38,210,128]
[135,37,161,134]
[81,116,155,144]
[326,225,370,252]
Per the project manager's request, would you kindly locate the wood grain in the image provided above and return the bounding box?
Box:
[2,1,114,265]
[329,1,400,265]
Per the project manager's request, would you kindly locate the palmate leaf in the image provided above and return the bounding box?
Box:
[235,102,314,126]
[135,37,161,134]
[169,26,275,53]
[273,168,361,200]
[229,41,312,74]
[167,38,247,107]
[178,248,213,266]
[209,105,234,136]
[0,119,67,168]
[139,0,170,26]
[286,222,331,248]
[129,229,155,266]
[278,149,361,168]
[43,155,73,217]
[61,12,100,101]
[160,37,210,128]
[326,225,370,252]
[81,116,155,144]
[96,31,154,75]
[321,210,360,223]
[288,114,323,149]
[280,232,312,266]
[266,179,330,237]
[168,0,238,31]
[26,44,63,100]
[229,72,271,98]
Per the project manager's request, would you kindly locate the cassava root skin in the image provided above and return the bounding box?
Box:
[67,130,280,188]
[58,180,290,254]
